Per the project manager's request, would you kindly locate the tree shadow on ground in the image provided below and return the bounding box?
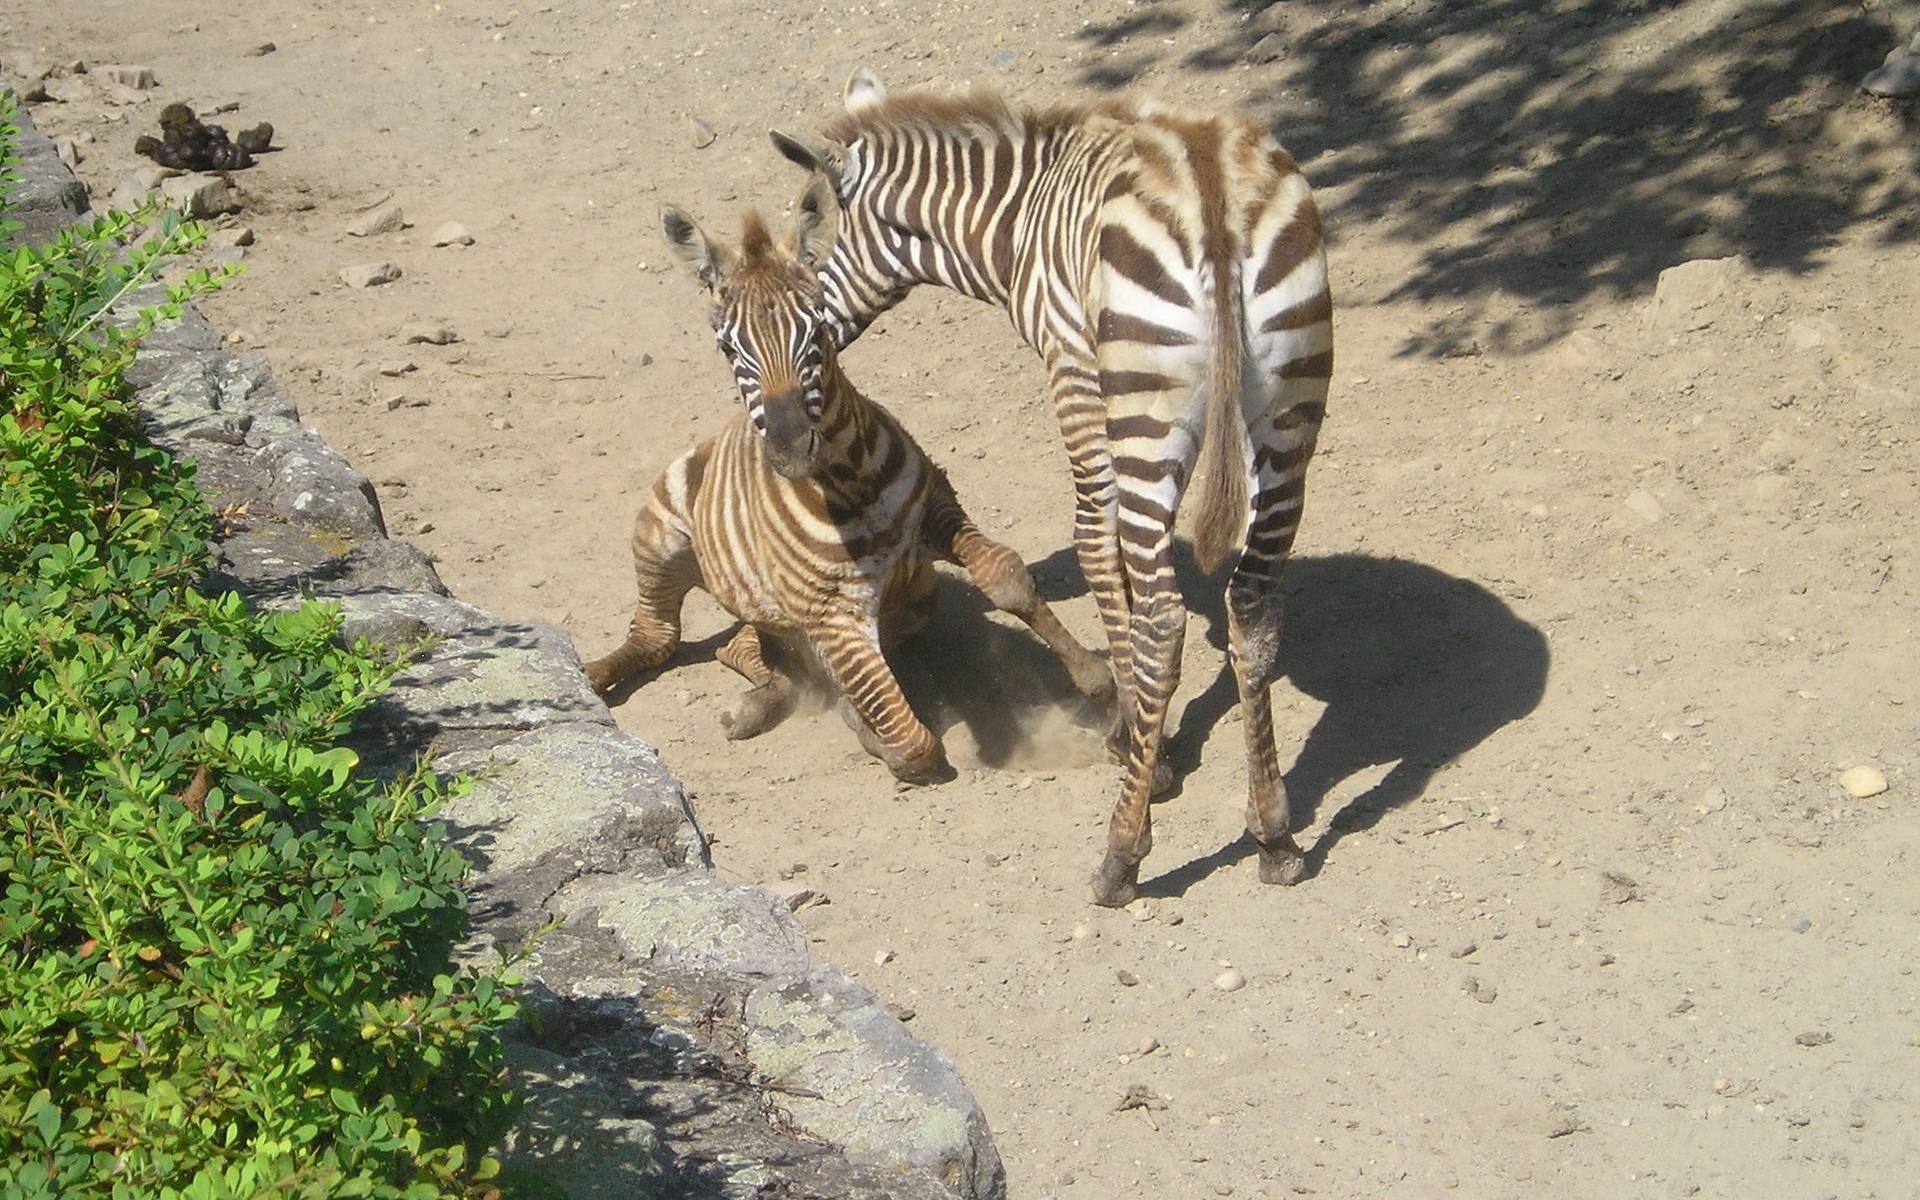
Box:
[1072,0,1917,354]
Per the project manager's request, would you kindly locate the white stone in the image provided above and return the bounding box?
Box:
[1214,968,1247,992]
[346,203,407,237]
[430,220,474,247]
[1838,765,1888,798]
[340,262,402,288]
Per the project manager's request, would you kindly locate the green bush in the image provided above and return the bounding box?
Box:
[0,95,518,1198]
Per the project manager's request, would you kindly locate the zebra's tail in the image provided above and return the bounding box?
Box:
[1187,255,1250,576]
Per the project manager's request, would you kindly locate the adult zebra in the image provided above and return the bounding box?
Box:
[772,70,1333,906]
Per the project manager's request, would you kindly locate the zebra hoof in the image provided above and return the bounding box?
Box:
[1089,855,1140,908]
[1256,839,1307,886]
[888,752,955,787]
[721,684,789,741]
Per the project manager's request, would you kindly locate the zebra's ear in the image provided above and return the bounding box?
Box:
[790,175,841,269]
[661,205,730,290]
[844,67,887,115]
[770,129,847,185]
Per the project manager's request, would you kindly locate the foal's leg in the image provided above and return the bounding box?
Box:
[715,625,799,740]
[585,476,699,694]
[920,473,1117,715]
[811,614,952,785]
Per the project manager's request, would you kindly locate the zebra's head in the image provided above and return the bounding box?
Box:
[768,68,918,345]
[660,179,842,481]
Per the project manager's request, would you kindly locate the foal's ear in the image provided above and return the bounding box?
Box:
[790,175,841,269]
[770,129,848,185]
[661,205,731,290]
[844,66,887,115]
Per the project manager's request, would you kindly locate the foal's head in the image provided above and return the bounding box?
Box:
[661,178,841,480]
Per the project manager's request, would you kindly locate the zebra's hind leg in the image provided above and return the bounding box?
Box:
[715,625,799,741]
[1090,501,1188,908]
[585,495,698,695]
[920,476,1116,717]
[1228,567,1306,885]
[812,616,953,786]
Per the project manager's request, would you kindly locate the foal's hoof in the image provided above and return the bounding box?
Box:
[889,752,956,787]
[1256,838,1308,886]
[1089,854,1140,908]
[721,686,786,741]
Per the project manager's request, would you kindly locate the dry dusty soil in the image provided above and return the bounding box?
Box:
[9,0,1920,1196]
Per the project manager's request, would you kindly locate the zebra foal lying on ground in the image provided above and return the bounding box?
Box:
[584,183,1115,784]
[770,70,1334,904]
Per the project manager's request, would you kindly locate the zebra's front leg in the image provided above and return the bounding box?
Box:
[921,478,1116,716]
[585,500,698,695]
[812,616,953,786]
[715,624,800,741]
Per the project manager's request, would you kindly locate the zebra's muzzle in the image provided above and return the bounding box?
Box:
[760,387,818,479]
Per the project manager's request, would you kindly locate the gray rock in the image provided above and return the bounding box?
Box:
[689,117,717,149]
[581,873,811,979]
[207,226,255,248]
[746,968,1008,1199]
[159,174,241,218]
[400,320,459,345]
[1863,47,1920,97]
[436,720,707,880]
[499,1042,672,1200]
[247,42,277,57]
[346,202,407,237]
[340,261,402,288]
[93,63,157,89]
[52,136,80,168]
[1646,256,1746,334]
[1247,32,1288,63]
[0,107,90,245]
[987,49,1018,70]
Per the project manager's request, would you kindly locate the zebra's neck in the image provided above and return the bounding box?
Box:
[806,349,891,504]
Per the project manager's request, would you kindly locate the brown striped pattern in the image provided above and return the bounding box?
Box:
[774,74,1335,903]
[586,207,1114,786]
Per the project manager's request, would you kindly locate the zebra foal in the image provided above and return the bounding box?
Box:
[584,183,1114,784]
[771,71,1334,904]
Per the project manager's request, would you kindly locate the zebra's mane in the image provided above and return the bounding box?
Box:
[738,211,777,261]
[822,86,1111,145]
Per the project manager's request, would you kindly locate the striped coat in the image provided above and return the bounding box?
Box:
[771,72,1334,903]
[585,197,1113,785]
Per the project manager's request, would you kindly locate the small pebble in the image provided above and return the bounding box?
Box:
[1838,765,1887,798]
[400,321,459,345]
[1116,968,1139,988]
[1701,786,1729,813]
[1070,923,1093,941]
[1450,942,1478,959]
[431,220,475,247]
[1391,931,1413,949]
[689,117,717,148]
[1794,1030,1833,1047]
[346,203,407,237]
[1214,968,1247,992]
[340,262,402,288]
[872,949,894,966]
[885,1002,915,1023]
[246,42,277,56]
[1136,1035,1158,1055]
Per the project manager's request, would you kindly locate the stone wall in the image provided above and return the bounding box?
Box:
[7,99,1005,1200]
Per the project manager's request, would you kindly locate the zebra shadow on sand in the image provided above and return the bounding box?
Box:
[1013,549,1550,895]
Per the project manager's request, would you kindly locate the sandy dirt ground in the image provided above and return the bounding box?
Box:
[9,1,1920,1196]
